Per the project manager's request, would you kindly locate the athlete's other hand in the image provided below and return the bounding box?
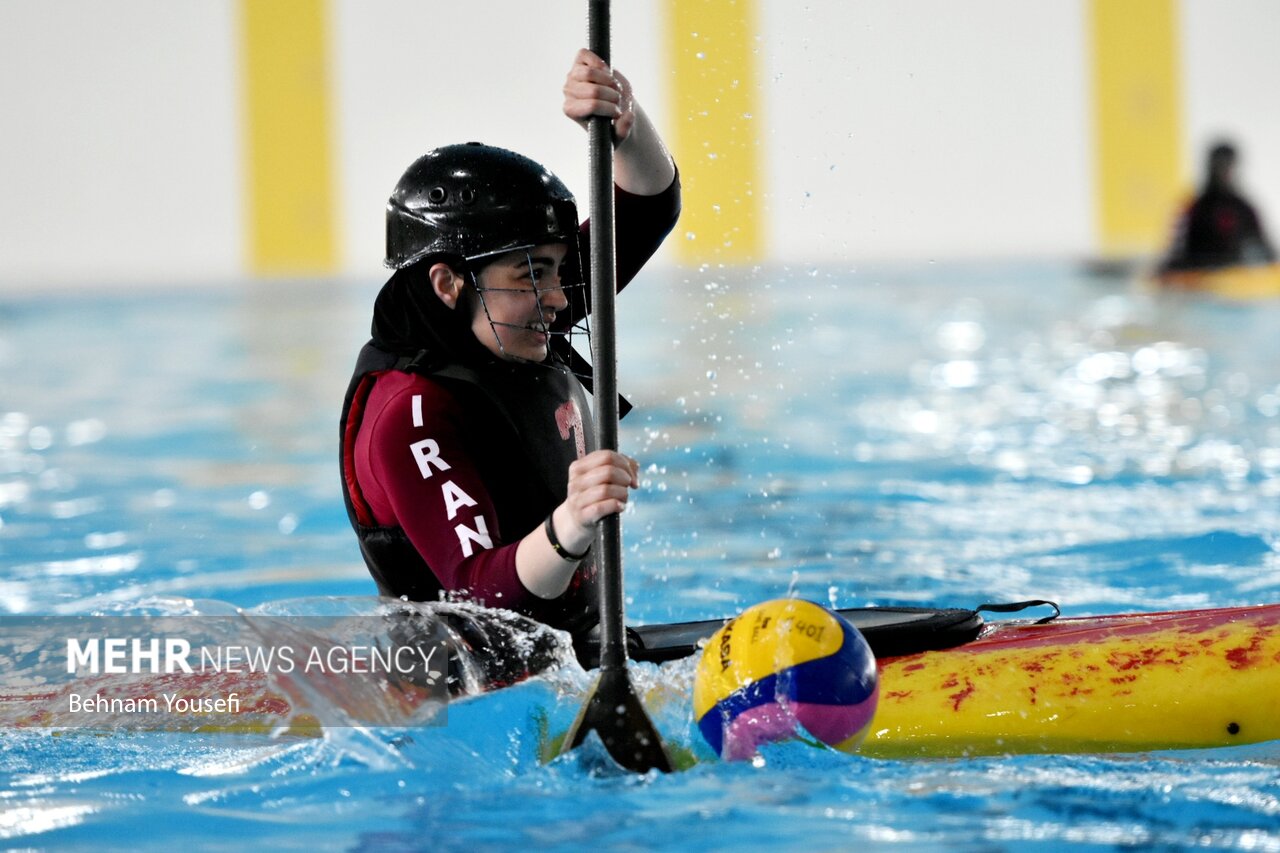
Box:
[562,48,636,141]
[556,449,640,553]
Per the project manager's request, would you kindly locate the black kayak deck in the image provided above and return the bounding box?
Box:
[573,606,989,669]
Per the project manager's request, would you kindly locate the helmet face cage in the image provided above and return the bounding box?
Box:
[466,244,591,371]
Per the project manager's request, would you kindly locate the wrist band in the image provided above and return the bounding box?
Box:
[544,514,589,562]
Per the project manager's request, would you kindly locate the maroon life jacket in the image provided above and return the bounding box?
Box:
[340,342,600,636]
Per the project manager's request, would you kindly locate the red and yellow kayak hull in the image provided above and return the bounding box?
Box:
[865,604,1280,757]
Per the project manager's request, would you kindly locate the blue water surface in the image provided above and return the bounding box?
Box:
[1,263,1279,851]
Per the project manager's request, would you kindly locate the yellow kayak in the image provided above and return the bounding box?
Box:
[865,604,1280,758]
[1153,262,1280,300]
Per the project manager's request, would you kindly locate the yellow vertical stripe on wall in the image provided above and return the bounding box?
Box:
[1089,0,1183,256]
[667,0,763,263]
[240,0,336,274]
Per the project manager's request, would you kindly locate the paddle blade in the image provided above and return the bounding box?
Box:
[561,667,673,773]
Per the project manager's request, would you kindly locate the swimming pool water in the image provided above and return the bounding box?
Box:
[2,263,1279,850]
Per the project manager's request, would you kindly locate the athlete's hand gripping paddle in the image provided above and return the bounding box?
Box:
[559,0,673,774]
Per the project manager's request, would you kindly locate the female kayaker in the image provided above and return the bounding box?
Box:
[341,49,679,640]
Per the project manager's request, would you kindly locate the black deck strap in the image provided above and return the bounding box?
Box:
[976,599,1061,625]
[618,605,989,665]
[839,606,986,659]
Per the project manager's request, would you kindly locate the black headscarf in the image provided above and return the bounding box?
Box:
[369,263,495,369]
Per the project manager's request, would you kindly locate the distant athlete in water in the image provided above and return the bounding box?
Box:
[340,49,679,642]
[1161,141,1276,272]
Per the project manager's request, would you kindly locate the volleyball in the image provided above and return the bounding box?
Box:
[693,599,879,760]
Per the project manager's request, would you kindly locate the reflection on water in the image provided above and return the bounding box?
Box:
[0,283,370,613]
[615,264,1280,622]
[1,264,1279,850]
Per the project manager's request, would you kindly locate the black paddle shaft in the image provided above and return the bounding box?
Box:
[587,0,626,673]
[561,0,671,775]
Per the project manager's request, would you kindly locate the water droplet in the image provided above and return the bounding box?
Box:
[27,426,52,451]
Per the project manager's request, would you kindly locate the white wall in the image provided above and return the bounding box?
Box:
[760,0,1093,262]
[0,1,242,288]
[0,0,1277,288]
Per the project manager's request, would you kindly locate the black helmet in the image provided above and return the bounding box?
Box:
[385,142,580,269]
